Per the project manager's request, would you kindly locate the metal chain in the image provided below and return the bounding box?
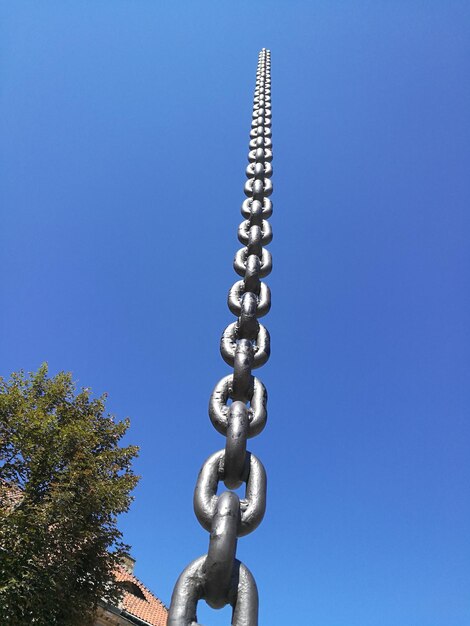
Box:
[168,49,272,626]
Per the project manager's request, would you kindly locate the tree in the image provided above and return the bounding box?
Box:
[0,365,139,626]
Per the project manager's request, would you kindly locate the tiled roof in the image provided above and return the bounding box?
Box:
[1,482,167,626]
[115,567,168,626]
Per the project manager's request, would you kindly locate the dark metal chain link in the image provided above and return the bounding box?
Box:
[168,49,272,626]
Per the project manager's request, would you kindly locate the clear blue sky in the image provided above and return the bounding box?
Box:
[1,2,469,625]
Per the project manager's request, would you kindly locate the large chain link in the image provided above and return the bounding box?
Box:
[168,49,272,626]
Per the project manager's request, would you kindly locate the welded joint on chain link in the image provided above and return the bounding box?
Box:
[167,556,258,626]
[234,248,272,279]
[228,280,271,318]
[220,321,270,369]
[194,448,267,537]
[209,373,267,437]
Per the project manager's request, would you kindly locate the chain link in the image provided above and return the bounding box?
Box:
[168,48,272,626]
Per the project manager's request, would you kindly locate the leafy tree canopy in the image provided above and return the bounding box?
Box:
[0,365,139,626]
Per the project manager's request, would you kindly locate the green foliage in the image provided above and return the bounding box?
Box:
[0,364,139,626]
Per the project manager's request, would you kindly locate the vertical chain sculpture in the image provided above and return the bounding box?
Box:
[168,48,272,626]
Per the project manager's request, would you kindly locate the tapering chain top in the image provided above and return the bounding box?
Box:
[168,49,273,626]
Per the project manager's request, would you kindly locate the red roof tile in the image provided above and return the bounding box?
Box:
[115,567,167,626]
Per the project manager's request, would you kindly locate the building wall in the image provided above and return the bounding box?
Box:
[95,605,136,626]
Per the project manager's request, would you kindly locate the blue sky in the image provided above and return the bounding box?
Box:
[1,2,470,625]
